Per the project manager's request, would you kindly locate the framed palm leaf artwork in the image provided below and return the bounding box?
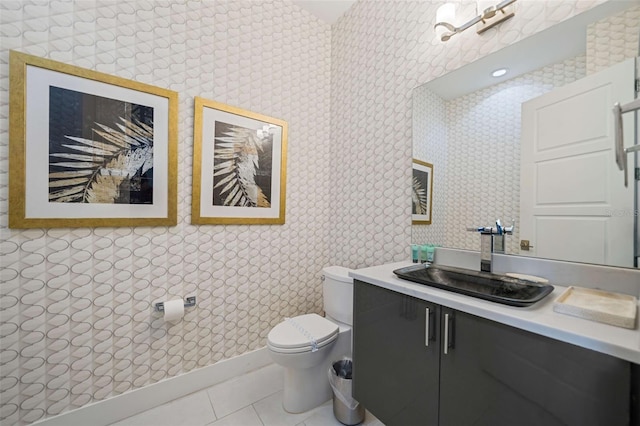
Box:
[8,51,178,228]
[412,159,433,225]
[191,98,287,225]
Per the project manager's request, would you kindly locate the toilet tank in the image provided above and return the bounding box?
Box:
[322,266,354,326]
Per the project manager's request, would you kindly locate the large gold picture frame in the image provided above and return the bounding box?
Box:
[412,159,433,225]
[191,97,287,225]
[9,51,178,228]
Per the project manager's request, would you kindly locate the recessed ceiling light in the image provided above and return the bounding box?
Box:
[492,68,508,77]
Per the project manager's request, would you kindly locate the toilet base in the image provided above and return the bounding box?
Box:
[283,361,332,413]
[270,325,352,414]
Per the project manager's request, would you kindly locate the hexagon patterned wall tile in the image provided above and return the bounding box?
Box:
[0,1,331,424]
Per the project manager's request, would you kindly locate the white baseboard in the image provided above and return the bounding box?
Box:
[33,347,271,426]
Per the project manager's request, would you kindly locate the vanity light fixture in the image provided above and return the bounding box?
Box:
[435,0,517,42]
[491,68,508,77]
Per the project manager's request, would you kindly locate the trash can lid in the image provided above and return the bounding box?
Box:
[268,314,339,351]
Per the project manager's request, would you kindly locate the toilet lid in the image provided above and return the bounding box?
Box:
[267,313,339,351]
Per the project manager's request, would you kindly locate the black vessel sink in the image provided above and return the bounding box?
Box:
[393,264,554,307]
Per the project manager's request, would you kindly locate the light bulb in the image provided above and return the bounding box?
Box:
[492,68,508,77]
[435,3,455,39]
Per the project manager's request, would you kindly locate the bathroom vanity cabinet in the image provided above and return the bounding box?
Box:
[352,280,636,426]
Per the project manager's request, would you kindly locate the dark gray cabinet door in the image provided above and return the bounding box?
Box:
[353,280,440,426]
[439,307,631,426]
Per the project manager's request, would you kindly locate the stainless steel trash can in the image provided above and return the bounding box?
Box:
[330,360,365,425]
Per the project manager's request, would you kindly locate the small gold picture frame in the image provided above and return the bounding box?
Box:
[191,97,287,225]
[412,159,433,225]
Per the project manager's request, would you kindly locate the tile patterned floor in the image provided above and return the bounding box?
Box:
[110,364,384,426]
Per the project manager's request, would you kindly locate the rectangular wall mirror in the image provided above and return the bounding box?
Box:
[412,1,640,269]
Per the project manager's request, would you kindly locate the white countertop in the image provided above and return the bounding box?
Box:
[350,261,640,364]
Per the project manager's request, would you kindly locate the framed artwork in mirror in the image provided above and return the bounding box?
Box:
[191,97,287,225]
[9,50,178,228]
[412,159,433,225]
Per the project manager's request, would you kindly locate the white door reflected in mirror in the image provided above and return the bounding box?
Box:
[519,58,635,268]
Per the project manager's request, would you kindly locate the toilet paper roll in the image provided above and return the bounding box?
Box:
[163,299,185,323]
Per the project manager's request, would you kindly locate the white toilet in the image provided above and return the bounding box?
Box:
[267,266,353,413]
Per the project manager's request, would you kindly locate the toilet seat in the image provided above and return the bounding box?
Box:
[267,314,339,354]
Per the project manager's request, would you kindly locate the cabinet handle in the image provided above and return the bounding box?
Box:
[443,312,454,355]
[425,307,430,347]
[444,313,449,355]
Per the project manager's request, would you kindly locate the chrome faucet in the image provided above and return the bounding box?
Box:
[467,219,515,273]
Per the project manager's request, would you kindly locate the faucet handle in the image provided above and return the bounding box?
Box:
[503,219,515,234]
[468,219,515,235]
[495,219,515,235]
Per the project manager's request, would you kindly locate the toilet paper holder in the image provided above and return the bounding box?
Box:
[155,296,196,312]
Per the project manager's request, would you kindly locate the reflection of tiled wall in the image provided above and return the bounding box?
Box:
[588,3,640,261]
[586,4,640,74]
[412,86,447,246]
[329,0,606,269]
[444,56,586,253]
[0,1,331,424]
[413,57,586,253]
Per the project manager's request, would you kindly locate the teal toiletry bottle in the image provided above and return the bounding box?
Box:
[411,245,419,263]
[426,245,435,262]
[421,245,429,263]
